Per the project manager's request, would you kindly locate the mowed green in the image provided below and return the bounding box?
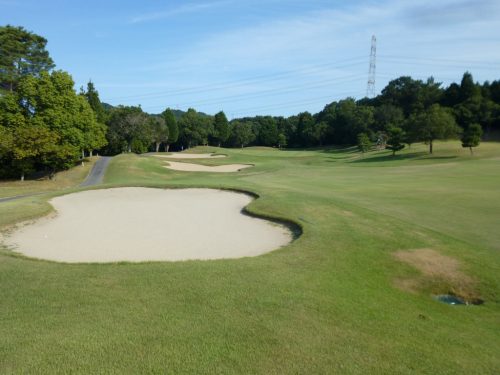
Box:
[0,143,499,374]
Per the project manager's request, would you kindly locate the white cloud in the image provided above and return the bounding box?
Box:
[108,0,500,115]
[131,1,233,23]
[168,0,500,79]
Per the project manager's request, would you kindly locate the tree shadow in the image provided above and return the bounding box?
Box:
[349,151,458,163]
[281,145,358,154]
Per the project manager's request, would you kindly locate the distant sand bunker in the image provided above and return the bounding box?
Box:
[164,161,252,172]
[154,153,226,159]
[4,188,291,263]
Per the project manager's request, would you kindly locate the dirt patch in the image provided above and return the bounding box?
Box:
[393,248,480,303]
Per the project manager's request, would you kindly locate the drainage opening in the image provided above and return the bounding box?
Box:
[434,294,484,306]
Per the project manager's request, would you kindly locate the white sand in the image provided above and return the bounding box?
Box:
[164,161,252,172]
[153,153,226,159]
[3,188,292,263]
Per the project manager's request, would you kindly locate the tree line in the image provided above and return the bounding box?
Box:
[0,25,106,179]
[1,25,499,179]
[102,72,498,156]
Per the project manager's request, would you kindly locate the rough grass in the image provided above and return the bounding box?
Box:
[0,142,499,374]
[0,157,97,199]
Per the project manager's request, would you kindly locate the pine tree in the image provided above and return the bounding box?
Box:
[0,25,55,92]
[162,108,178,151]
[357,133,372,154]
[386,127,406,156]
[213,111,230,147]
[461,123,482,155]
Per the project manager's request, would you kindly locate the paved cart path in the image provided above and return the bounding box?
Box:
[79,156,112,187]
[0,156,112,204]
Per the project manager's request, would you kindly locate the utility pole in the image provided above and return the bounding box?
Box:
[366,35,376,98]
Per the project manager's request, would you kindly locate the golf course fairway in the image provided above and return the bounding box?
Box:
[0,142,499,374]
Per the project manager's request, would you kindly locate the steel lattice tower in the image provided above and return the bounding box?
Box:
[366,35,376,98]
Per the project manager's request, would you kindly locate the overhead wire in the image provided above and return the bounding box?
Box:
[102,53,499,117]
[141,74,367,112]
[228,90,362,117]
[104,56,367,102]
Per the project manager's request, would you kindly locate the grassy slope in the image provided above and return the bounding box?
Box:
[0,143,499,374]
[0,157,97,198]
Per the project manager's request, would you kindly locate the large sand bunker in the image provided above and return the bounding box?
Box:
[154,153,226,159]
[164,161,252,172]
[3,188,292,263]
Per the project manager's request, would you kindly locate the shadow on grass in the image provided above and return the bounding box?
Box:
[349,152,458,163]
[281,145,358,154]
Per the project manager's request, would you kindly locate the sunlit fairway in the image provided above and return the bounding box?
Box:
[0,142,499,374]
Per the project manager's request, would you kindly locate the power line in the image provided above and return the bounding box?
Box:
[378,60,500,71]
[141,74,366,112]
[378,55,500,67]
[228,90,361,118]
[104,56,367,102]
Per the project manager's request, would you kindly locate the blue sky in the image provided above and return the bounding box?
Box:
[2,0,500,118]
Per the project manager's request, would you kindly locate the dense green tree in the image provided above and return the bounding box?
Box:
[149,116,169,152]
[82,80,107,123]
[380,76,424,116]
[459,72,479,102]
[0,125,13,158]
[452,73,482,129]
[454,95,482,129]
[312,122,328,146]
[488,80,500,104]
[411,104,459,154]
[200,116,214,146]
[276,116,295,147]
[420,77,443,109]
[17,71,102,158]
[178,108,212,148]
[0,70,100,178]
[461,123,482,155]
[373,104,404,132]
[11,125,62,180]
[106,106,149,153]
[379,76,442,116]
[40,142,79,178]
[334,99,374,144]
[0,25,55,92]
[212,111,230,147]
[357,133,371,154]
[402,115,420,148]
[315,102,337,144]
[296,112,315,146]
[277,133,287,149]
[73,94,107,157]
[386,127,406,156]
[256,116,279,146]
[0,90,25,129]
[230,121,255,148]
[162,108,178,151]
[441,83,461,107]
[284,115,299,147]
[130,138,149,154]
